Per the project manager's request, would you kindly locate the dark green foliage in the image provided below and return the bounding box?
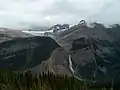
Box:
[0,69,115,90]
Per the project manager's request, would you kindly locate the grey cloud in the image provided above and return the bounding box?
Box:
[0,0,120,29]
[88,0,120,24]
[43,0,85,15]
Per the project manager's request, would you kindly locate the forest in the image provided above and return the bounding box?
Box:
[0,69,116,90]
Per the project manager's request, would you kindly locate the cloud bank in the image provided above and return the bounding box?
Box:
[0,0,120,29]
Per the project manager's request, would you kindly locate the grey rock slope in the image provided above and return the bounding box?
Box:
[0,28,60,71]
[55,23,120,83]
[31,47,71,75]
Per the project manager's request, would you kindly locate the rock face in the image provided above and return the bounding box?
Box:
[48,24,69,34]
[0,31,60,71]
[55,23,120,83]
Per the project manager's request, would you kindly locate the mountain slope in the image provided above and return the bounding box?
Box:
[0,30,60,71]
[55,23,120,83]
[1,24,120,85]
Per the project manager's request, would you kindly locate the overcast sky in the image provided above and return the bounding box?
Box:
[0,0,120,29]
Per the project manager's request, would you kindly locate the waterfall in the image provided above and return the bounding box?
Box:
[68,54,86,81]
[68,54,75,73]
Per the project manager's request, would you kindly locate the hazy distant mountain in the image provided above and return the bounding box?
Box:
[23,24,70,37]
[0,27,32,41]
[44,24,70,37]
[48,24,69,33]
[28,26,49,31]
